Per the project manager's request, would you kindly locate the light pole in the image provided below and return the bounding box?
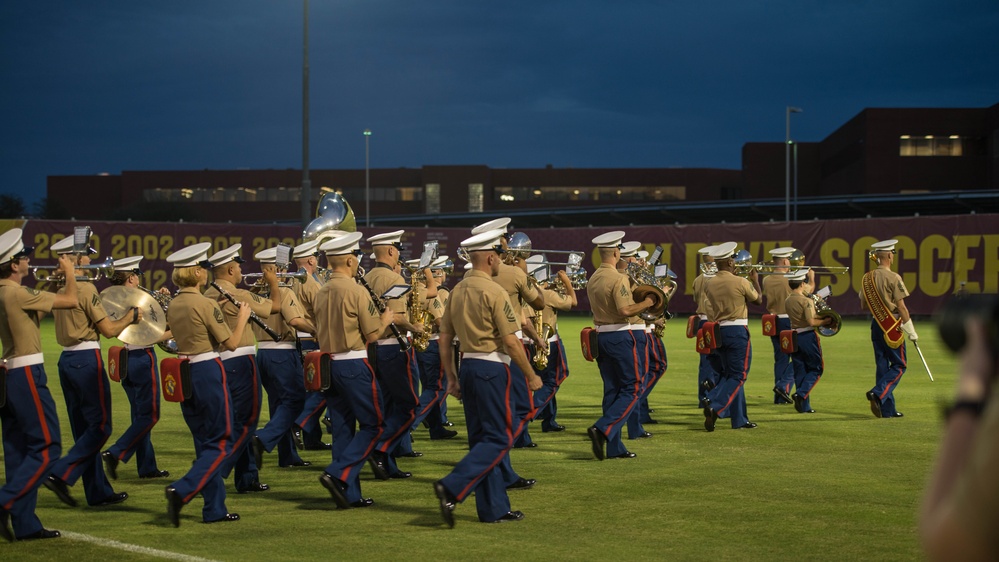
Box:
[364,129,371,227]
[785,106,802,222]
[300,0,311,230]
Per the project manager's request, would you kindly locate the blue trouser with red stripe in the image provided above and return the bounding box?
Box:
[51,349,116,505]
[438,358,515,523]
[538,338,569,430]
[870,319,906,417]
[706,326,751,429]
[324,358,385,504]
[0,363,62,539]
[770,316,794,403]
[295,339,326,448]
[411,340,448,436]
[106,347,161,476]
[220,354,261,491]
[171,359,233,522]
[594,329,646,457]
[501,348,534,481]
[696,318,720,405]
[256,348,305,466]
[791,330,823,412]
[374,345,419,475]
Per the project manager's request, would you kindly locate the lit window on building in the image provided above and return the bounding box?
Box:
[426,184,440,214]
[468,184,484,213]
[899,135,964,156]
[493,185,685,202]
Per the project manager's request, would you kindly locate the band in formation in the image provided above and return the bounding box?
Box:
[0,202,920,537]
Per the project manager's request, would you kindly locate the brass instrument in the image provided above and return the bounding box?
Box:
[626,262,669,322]
[504,232,532,265]
[810,286,842,337]
[242,269,308,287]
[737,249,848,276]
[408,282,433,352]
[699,262,718,275]
[302,192,357,243]
[534,251,587,289]
[32,257,116,283]
[530,307,554,370]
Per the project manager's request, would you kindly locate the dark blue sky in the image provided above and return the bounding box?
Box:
[2,1,997,206]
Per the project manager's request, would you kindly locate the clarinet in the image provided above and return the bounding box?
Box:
[210,281,282,342]
[355,273,411,352]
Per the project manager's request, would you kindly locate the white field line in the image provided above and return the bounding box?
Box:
[61,531,221,562]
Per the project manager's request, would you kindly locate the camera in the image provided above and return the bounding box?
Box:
[935,293,999,353]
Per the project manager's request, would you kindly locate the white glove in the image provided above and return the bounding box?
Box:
[900,320,918,342]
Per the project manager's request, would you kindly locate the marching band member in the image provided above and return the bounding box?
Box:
[409,256,458,441]
[702,242,763,431]
[761,247,796,404]
[0,228,79,542]
[316,232,394,509]
[860,239,916,418]
[635,248,668,429]
[100,256,171,481]
[163,242,251,526]
[618,242,654,441]
[693,245,718,408]
[784,268,832,413]
[45,234,139,508]
[433,229,542,526]
[585,231,655,460]
[363,230,427,479]
[250,246,314,469]
[290,240,331,451]
[528,257,576,434]
[203,244,278,494]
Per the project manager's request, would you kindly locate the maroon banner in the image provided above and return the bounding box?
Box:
[11,213,996,316]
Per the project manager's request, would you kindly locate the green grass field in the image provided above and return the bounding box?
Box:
[1,316,956,561]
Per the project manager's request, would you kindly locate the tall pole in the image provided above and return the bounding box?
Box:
[364,129,371,227]
[785,106,802,222]
[300,0,311,230]
[793,141,799,221]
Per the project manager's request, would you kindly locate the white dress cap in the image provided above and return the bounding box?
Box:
[430,255,450,268]
[524,254,546,274]
[208,244,243,268]
[112,255,144,272]
[320,231,364,256]
[698,244,716,256]
[460,229,506,252]
[471,217,511,235]
[636,250,649,260]
[49,235,77,254]
[404,258,421,268]
[591,231,626,248]
[769,247,796,259]
[871,239,898,252]
[255,247,277,264]
[620,241,642,257]
[710,241,739,260]
[785,268,810,281]
[366,230,405,247]
[166,242,213,268]
[0,228,29,265]
[293,239,320,259]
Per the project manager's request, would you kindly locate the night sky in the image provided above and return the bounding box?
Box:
[2,1,997,207]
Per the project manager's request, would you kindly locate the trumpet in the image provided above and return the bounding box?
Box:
[747,263,850,275]
[539,252,588,289]
[32,257,116,283]
[242,269,309,287]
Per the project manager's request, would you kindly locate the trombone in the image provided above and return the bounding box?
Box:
[32,257,116,283]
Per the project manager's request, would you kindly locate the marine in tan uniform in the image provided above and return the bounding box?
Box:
[784,268,832,414]
[762,247,798,404]
[693,245,718,406]
[291,239,333,451]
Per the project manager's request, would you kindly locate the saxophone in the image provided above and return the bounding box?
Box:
[409,282,432,352]
[530,308,554,370]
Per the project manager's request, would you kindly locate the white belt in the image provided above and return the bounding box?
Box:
[220,346,257,361]
[596,324,633,332]
[547,334,559,343]
[124,343,154,351]
[257,342,296,350]
[332,350,368,361]
[428,334,440,341]
[777,314,789,319]
[62,341,101,352]
[643,326,653,333]
[5,353,44,370]
[377,337,406,346]
[795,327,815,333]
[463,351,511,365]
[719,319,749,326]
[297,332,316,339]
[514,330,524,339]
[698,314,708,321]
[179,352,220,364]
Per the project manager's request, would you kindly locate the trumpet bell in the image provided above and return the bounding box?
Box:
[733,249,753,277]
[634,284,667,321]
[101,286,168,347]
[816,309,842,337]
[303,192,357,243]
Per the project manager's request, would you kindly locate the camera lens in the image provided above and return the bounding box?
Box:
[936,294,999,353]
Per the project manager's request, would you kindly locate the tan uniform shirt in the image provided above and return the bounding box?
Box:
[313,272,382,353]
[427,286,449,334]
[364,264,407,339]
[704,270,759,322]
[762,274,792,315]
[167,287,233,355]
[203,280,273,347]
[785,292,816,329]
[292,272,321,325]
[693,274,715,318]
[0,279,57,359]
[54,282,106,346]
[587,262,635,326]
[251,286,304,343]
[862,267,910,316]
[440,269,519,353]
[493,263,540,327]
[542,287,572,332]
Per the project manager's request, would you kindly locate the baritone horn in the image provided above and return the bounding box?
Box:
[31,257,116,283]
[810,285,842,337]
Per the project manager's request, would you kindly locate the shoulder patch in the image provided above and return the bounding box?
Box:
[251,293,262,303]
[433,300,442,310]
[619,284,630,297]
[368,302,377,316]
[24,287,39,296]
[92,293,102,307]
[503,300,516,324]
[213,307,225,324]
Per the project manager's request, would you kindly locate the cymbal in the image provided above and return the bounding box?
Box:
[101,286,168,347]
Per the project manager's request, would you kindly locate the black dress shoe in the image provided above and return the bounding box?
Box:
[703,407,718,432]
[94,492,128,506]
[774,386,794,405]
[17,528,61,540]
[350,498,375,508]
[506,478,536,490]
[394,451,423,458]
[165,486,184,528]
[636,431,653,439]
[803,409,816,414]
[237,481,269,494]
[319,473,350,509]
[43,476,77,507]
[251,435,265,469]
[587,426,606,461]
[610,451,637,459]
[737,422,758,429]
[433,481,456,528]
[101,451,119,481]
[866,391,883,418]
[430,429,459,440]
[280,460,311,468]
[0,509,13,543]
[541,423,566,432]
[305,442,332,451]
[389,471,412,479]
[139,470,171,479]
[514,442,537,448]
[484,510,524,523]
[792,393,804,413]
[292,430,304,451]
[442,421,455,428]
[641,419,659,425]
[204,513,240,523]
[367,452,391,481]
[701,379,716,391]
[322,417,333,434]
[889,412,904,418]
